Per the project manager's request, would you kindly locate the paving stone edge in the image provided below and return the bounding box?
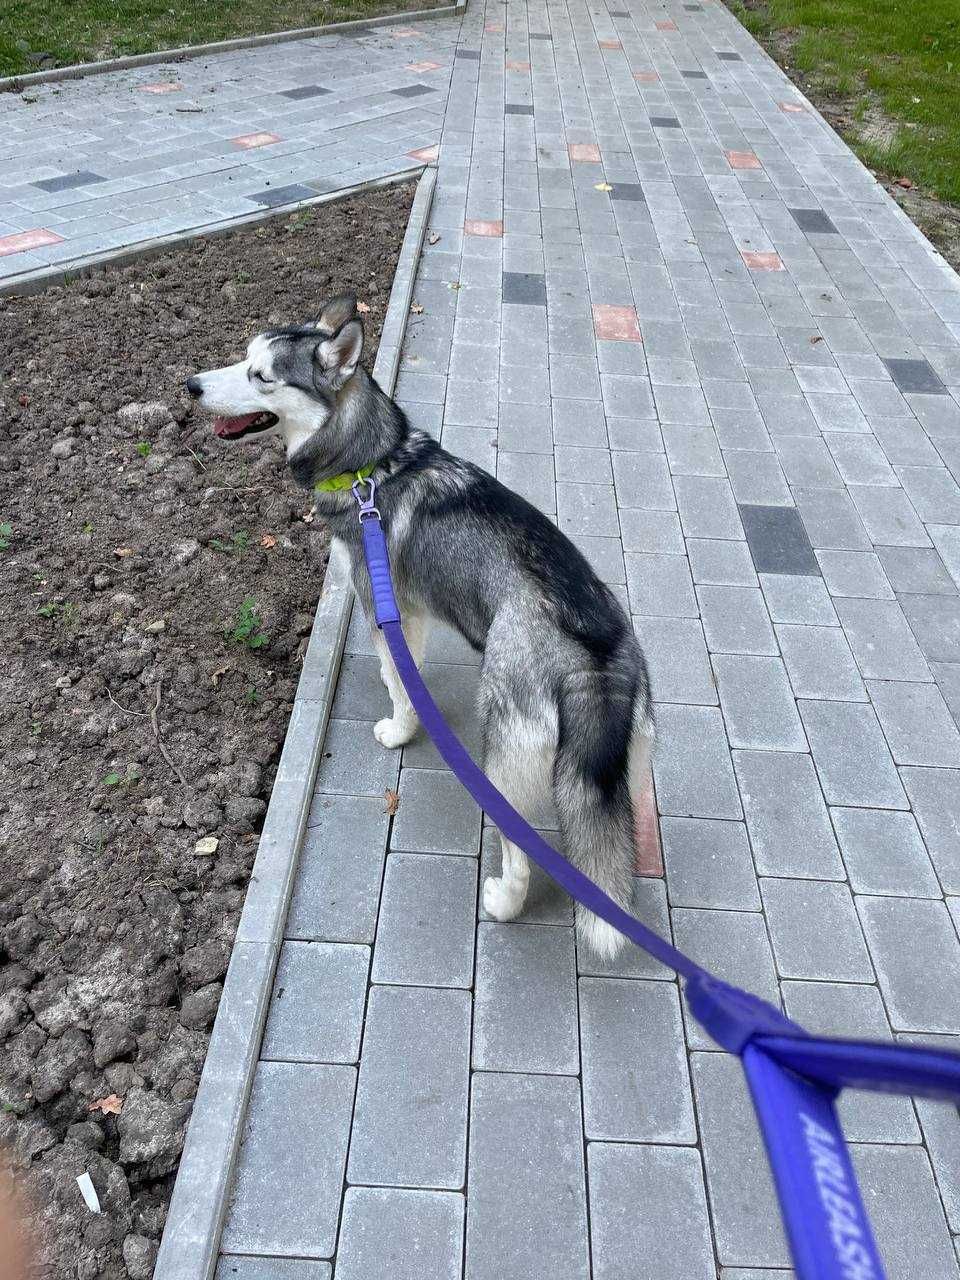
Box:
[0,0,467,91]
[151,163,437,1280]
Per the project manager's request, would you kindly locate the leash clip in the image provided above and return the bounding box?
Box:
[352,473,381,524]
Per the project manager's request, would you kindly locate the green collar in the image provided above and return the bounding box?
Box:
[314,464,376,494]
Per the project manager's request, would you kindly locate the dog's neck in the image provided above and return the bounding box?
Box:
[287,368,408,491]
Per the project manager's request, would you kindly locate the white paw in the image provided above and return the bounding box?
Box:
[374,716,417,749]
[483,875,527,922]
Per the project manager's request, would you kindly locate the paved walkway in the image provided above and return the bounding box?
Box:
[9,1,960,1277]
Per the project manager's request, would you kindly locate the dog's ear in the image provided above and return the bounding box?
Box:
[314,293,358,337]
[313,318,364,391]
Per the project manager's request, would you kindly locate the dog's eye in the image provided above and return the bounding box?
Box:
[252,370,273,385]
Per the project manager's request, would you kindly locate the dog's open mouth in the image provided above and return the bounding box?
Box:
[213,411,278,439]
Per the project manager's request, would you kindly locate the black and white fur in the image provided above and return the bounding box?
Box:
[186,294,654,960]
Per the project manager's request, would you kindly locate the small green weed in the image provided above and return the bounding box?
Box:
[136,441,152,457]
[0,522,11,550]
[227,598,267,650]
[245,685,260,706]
[211,530,250,557]
[37,601,79,627]
[103,772,122,787]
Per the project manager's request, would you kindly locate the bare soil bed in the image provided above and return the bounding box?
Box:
[0,179,414,1279]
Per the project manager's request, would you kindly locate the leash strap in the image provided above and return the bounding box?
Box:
[354,485,960,1280]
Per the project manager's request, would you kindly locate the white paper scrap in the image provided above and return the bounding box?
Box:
[76,1173,101,1213]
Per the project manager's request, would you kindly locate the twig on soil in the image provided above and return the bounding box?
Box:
[150,680,192,791]
[199,485,265,505]
[106,688,151,717]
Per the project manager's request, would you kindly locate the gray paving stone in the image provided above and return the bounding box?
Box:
[662,816,759,909]
[625,551,699,618]
[831,807,941,897]
[733,748,844,879]
[619,508,685,554]
[391,767,481,856]
[634,616,717,704]
[848,484,931,547]
[691,1052,790,1267]
[217,1261,330,1280]
[794,487,871,551]
[776,622,867,701]
[857,896,960,1033]
[612,451,675,509]
[313,718,400,800]
[674,475,745,539]
[930,524,960,590]
[331,653,394,722]
[335,1188,464,1280]
[911,1074,960,1233]
[781,981,919,1143]
[570,533,625,584]
[473,922,578,1073]
[652,704,743,821]
[762,877,873,981]
[878,546,959,596]
[287,795,390,943]
[850,1145,957,1280]
[348,985,470,1188]
[901,766,960,891]
[261,942,368,1064]
[799,699,907,808]
[687,538,757,589]
[588,1144,715,1280]
[867,679,960,766]
[713,653,807,751]
[466,1073,589,1280]
[698,585,777,655]
[835,597,932,682]
[221,1062,354,1258]
[816,549,894,600]
[579,978,695,1142]
[759,573,838,624]
[556,481,620,537]
[900,594,960,663]
[672,909,780,1051]
[372,853,476,988]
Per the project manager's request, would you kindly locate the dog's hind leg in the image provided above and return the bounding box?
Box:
[480,708,556,923]
[371,611,429,749]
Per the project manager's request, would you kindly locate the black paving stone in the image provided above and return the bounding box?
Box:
[739,504,821,577]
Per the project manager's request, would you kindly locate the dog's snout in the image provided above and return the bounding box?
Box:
[185,376,203,400]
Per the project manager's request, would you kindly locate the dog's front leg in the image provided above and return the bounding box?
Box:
[371,612,428,749]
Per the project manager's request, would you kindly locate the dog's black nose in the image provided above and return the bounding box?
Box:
[185,376,203,399]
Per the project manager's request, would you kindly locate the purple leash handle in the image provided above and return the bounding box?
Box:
[356,497,960,1280]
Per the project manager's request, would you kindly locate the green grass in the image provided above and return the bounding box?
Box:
[0,0,434,77]
[727,0,960,203]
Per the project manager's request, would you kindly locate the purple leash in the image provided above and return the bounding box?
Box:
[354,477,960,1280]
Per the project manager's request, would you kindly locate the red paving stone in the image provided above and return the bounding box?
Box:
[725,149,762,169]
[231,132,281,149]
[741,250,784,271]
[392,27,421,37]
[633,70,659,82]
[138,82,183,94]
[406,60,442,72]
[599,39,622,49]
[506,60,531,71]
[484,21,504,30]
[0,228,64,257]
[633,775,663,877]
[593,303,642,341]
[464,219,504,237]
[568,142,601,163]
[779,101,805,113]
[656,19,677,30]
[408,145,440,162]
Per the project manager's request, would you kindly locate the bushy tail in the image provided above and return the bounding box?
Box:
[553,660,653,962]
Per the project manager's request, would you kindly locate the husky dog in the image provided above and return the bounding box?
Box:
[186,294,654,959]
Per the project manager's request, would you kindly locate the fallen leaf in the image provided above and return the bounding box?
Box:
[809,334,823,344]
[594,182,613,191]
[894,176,914,189]
[428,232,441,245]
[448,281,461,291]
[18,393,29,407]
[89,1095,122,1115]
[211,666,230,686]
[410,301,424,315]
[384,788,400,816]
[261,533,277,548]
[356,301,371,314]
[113,547,134,558]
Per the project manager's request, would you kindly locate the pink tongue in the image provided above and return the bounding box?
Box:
[214,413,260,437]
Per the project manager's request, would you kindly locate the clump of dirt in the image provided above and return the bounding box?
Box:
[724,0,960,273]
[0,179,414,1279]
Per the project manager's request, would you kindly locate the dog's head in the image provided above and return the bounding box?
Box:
[185,293,364,449]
